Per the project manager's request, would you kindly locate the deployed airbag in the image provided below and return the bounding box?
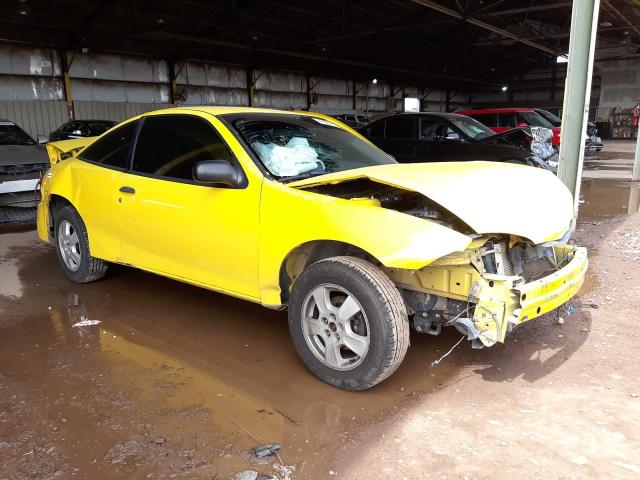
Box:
[252,137,324,177]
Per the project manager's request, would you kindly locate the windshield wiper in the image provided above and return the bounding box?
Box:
[280,172,325,183]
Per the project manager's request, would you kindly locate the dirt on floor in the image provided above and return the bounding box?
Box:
[1,171,640,479]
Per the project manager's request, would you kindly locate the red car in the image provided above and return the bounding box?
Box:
[457,108,561,146]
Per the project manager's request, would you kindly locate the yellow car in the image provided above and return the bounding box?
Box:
[37,107,587,390]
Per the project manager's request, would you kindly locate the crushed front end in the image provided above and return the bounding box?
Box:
[386,235,588,348]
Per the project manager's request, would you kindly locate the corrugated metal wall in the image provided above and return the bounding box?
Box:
[73,101,171,122]
[0,44,477,139]
[0,100,67,139]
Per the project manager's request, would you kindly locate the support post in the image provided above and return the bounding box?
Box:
[352,80,357,111]
[246,68,254,107]
[551,63,557,101]
[634,122,640,181]
[445,89,451,112]
[557,0,600,215]
[169,61,178,106]
[60,51,75,120]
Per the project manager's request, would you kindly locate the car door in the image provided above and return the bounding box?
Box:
[376,115,417,163]
[116,112,261,300]
[70,120,139,262]
[414,117,473,162]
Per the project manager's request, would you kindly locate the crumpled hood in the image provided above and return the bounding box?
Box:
[289,161,573,244]
[0,145,48,166]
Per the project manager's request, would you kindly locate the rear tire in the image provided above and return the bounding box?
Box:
[288,256,409,390]
[54,205,107,283]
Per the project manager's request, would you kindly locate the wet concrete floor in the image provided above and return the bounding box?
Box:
[2,150,640,479]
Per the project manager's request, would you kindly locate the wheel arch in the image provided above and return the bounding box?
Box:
[278,240,382,305]
[47,194,75,240]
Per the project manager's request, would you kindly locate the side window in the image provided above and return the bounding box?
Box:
[78,120,138,169]
[61,122,77,133]
[384,116,416,139]
[420,118,450,140]
[498,113,517,128]
[367,121,385,138]
[132,115,234,181]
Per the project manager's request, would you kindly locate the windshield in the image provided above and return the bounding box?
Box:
[451,115,494,140]
[0,123,35,145]
[534,109,561,127]
[520,111,555,128]
[223,113,395,181]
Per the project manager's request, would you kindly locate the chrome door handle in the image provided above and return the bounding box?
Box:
[119,186,135,194]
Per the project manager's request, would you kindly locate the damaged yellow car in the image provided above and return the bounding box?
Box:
[37,107,587,390]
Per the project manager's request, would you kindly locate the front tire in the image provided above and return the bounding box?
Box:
[54,205,107,283]
[288,256,409,390]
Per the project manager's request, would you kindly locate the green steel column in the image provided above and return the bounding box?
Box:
[558,0,600,214]
[634,122,640,181]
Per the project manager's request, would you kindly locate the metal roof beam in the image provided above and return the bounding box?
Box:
[478,2,571,17]
[601,0,640,40]
[408,0,562,56]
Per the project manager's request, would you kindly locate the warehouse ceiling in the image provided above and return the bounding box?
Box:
[1,0,640,89]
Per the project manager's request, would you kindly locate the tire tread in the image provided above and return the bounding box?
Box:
[55,205,107,283]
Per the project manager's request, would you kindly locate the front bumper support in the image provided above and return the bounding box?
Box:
[472,245,588,347]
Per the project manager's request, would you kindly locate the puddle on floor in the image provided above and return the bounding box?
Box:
[579,179,640,220]
[0,231,467,479]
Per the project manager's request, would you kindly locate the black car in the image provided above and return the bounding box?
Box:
[359,113,557,170]
[49,120,118,142]
[333,114,370,129]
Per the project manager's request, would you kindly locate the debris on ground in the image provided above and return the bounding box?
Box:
[233,470,280,480]
[72,319,101,327]
[252,443,282,458]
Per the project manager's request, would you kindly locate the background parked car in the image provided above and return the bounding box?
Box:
[0,119,49,223]
[458,107,561,146]
[332,114,369,129]
[49,120,118,142]
[359,112,557,170]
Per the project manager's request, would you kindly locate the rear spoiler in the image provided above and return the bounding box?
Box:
[45,137,97,165]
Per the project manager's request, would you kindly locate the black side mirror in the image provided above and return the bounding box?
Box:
[193,160,242,187]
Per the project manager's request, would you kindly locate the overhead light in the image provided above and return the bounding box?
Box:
[624,30,630,35]
[501,86,508,92]
[557,55,569,63]
[156,18,164,24]
[600,20,612,27]
[18,9,28,14]
[81,47,89,53]
[372,78,378,84]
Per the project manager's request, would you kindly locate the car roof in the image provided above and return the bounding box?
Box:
[143,106,312,117]
[70,119,117,123]
[0,118,15,124]
[458,108,534,114]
